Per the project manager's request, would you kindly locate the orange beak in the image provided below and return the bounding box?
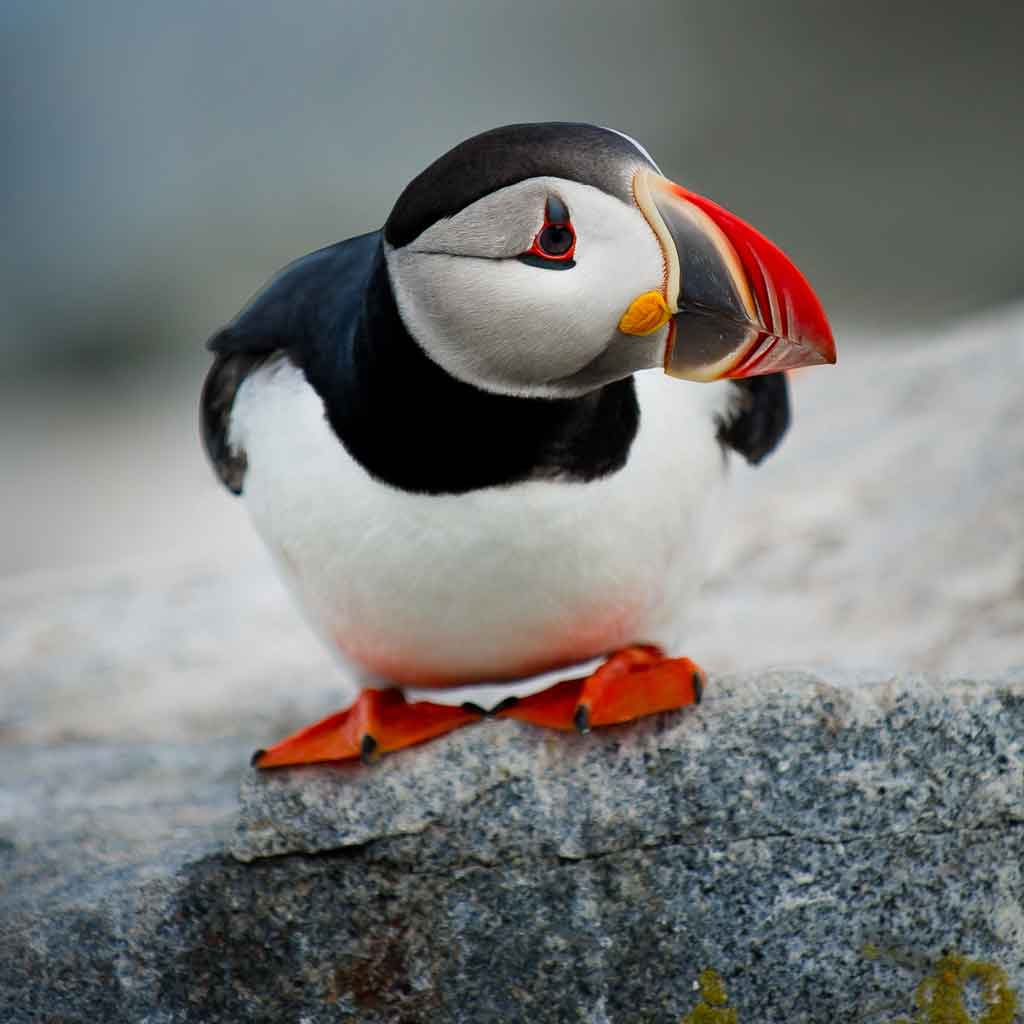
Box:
[631,169,836,381]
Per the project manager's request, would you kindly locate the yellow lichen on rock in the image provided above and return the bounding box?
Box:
[681,968,738,1024]
[888,952,1018,1024]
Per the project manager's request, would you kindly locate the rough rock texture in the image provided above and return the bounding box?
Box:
[3,669,1024,1023]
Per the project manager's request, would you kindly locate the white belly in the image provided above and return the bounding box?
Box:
[230,360,731,691]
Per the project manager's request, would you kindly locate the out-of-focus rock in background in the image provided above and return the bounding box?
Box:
[694,304,1024,678]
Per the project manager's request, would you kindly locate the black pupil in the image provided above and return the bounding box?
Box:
[539,224,573,256]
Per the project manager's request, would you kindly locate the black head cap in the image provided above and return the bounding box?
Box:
[384,122,658,249]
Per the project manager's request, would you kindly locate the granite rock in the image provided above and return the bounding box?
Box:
[3,668,1023,1023]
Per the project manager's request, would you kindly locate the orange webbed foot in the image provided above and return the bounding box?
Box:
[495,645,704,733]
[253,688,483,768]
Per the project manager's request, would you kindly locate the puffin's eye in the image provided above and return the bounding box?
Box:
[517,196,577,270]
[537,224,574,257]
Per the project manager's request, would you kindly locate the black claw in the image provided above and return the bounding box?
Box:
[490,696,520,715]
[360,734,379,766]
[461,701,487,715]
[573,705,591,735]
[692,671,704,705]
[250,748,267,767]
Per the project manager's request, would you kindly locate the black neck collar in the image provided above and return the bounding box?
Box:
[293,235,640,495]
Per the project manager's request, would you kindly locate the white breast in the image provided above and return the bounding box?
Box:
[230,359,733,696]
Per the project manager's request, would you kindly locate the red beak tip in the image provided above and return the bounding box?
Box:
[820,333,838,365]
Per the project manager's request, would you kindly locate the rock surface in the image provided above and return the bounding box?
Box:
[3,668,1024,1022]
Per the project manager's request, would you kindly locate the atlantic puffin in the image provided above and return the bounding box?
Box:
[201,123,835,767]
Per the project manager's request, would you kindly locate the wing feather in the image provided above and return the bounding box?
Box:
[717,373,791,465]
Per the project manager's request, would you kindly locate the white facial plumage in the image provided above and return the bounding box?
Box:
[384,176,669,399]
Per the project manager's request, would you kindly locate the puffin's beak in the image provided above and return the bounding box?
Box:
[622,169,836,381]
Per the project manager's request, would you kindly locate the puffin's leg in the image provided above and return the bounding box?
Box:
[253,689,482,768]
[496,645,704,733]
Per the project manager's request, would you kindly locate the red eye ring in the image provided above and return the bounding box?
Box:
[519,196,577,267]
[532,223,575,259]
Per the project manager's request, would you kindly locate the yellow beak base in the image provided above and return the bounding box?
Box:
[618,290,672,337]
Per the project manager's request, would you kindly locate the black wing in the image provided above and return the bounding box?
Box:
[200,350,270,494]
[198,231,382,495]
[717,373,791,465]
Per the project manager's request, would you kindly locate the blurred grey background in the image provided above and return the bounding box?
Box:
[3,0,1023,577]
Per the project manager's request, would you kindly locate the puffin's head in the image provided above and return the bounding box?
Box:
[383,122,835,400]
